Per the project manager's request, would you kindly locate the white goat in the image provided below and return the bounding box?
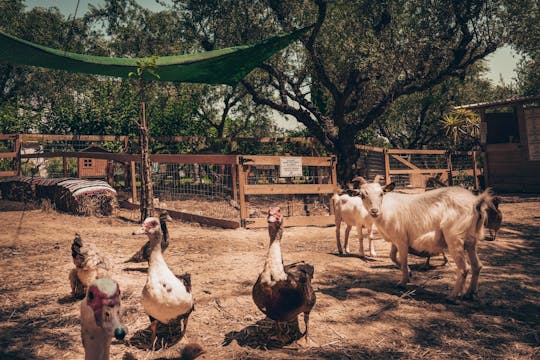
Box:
[388,195,502,267]
[352,176,494,300]
[332,190,376,257]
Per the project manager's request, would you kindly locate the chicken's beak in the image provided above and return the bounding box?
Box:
[165,214,173,222]
[132,226,146,236]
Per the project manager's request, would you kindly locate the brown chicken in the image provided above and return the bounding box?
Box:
[69,233,111,299]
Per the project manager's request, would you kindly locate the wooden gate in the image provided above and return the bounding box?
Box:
[385,149,480,189]
[237,155,338,228]
[356,145,480,189]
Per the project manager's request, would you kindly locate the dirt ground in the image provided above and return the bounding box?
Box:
[0,195,538,360]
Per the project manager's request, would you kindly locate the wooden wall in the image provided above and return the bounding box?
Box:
[485,106,540,192]
[78,157,108,178]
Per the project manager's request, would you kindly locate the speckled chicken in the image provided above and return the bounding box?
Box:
[125,211,172,263]
[69,233,111,299]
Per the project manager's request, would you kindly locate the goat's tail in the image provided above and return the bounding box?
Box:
[472,189,495,239]
[331,191,342,214]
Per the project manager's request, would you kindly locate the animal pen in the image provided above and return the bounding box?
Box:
[0,134,481,228]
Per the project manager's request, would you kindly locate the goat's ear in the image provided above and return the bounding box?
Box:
[351,176,368,185]
[373,175,384,184]
[382,182,395,192]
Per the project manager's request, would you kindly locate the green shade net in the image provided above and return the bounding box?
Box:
[0,26,310,85]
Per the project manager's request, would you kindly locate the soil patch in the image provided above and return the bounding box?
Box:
[0,195,538,359]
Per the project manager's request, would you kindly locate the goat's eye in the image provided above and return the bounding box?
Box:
[104,311,111,319]
[379,192,383,197]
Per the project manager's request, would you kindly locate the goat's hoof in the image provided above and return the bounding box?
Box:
[462,292,475,301]
[445,296,458,304]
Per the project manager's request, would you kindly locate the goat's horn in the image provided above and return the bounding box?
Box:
[351,176,368,185]
[373,175,384,184]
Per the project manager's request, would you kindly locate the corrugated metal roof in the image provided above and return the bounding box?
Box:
[454,95,540,110]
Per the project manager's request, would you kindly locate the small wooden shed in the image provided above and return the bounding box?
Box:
[456,95,540,192]
[77,145,110,179]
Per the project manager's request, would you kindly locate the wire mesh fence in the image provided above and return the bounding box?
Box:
[451,152,478,189]
[245,194,332,219]
[149,161,239,221]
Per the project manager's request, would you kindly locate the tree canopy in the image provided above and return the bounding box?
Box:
[177,0,508,180]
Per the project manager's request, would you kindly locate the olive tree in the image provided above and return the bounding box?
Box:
[177,0,506,182]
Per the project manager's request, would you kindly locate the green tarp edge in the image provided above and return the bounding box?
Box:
[0,26,311,85]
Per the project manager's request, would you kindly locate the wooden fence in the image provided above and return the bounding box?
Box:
[17,149,337,228]
[0,134,20,177]
[356,145,480,189]
[1,134,480,228]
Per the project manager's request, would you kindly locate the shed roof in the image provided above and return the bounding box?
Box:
[80,144,110,153]
[455,95,540,110]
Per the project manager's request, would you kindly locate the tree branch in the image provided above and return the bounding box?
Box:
[241,79,336,151]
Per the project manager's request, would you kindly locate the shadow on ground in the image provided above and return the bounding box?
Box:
[0,296,78,359]
[223,317,303,350]
[128,318,185,351]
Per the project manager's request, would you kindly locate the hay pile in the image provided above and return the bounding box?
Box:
[0,176,117,216]
[0,176,35,202]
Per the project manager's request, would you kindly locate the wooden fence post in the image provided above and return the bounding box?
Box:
[15,134,21,176]
[472,151,479,190]
[231,162,238,203]
[130,160,137,204]
[62,156,67,177]
[106,160,114,186]
[447,151,454,186]
[237,159,248,225]
[329,155,337,215]
[384,149,391,184]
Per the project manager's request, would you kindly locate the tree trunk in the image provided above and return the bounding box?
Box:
[335,146,361,187]
[138,79,154,222]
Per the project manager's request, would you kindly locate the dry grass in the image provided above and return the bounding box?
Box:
[0,195,539,360]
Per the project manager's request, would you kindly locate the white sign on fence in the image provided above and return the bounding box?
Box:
[280,157,303,177]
